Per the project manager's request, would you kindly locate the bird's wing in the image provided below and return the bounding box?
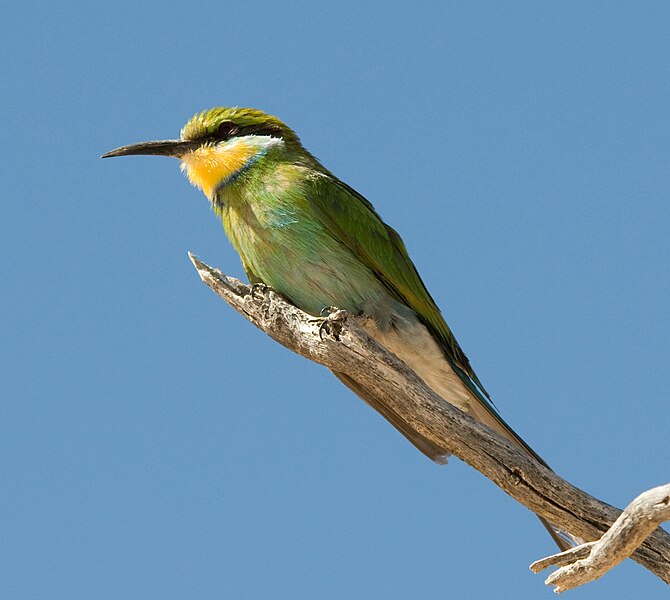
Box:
[308,173,559,462]
[308,174,490,401]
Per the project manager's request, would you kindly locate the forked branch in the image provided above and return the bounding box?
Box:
[531,483,670,592]
[188,253,670,587]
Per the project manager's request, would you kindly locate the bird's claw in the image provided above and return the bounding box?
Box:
[319,306,340,318]
[314,307,348,341]
[248,282,269,300]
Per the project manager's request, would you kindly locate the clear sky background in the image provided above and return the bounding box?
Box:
[2,2,668,598]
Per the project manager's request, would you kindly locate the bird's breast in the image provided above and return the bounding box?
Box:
[222,200,387,316]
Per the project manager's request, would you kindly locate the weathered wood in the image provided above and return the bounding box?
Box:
[531,483,670,592]
[188,253,670,585]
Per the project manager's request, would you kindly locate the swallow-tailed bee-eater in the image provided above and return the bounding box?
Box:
[103,106,574,549]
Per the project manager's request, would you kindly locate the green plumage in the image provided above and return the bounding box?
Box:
[201,109,513,444]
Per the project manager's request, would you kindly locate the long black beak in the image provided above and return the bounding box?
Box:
[101,139,200,159]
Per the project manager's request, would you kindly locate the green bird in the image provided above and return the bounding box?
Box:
[103,106,574,549]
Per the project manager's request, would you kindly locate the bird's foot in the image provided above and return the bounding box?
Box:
[319,306,341,318]
[248,282,269,300]
[312,307,349,341]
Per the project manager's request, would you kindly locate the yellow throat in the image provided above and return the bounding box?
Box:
[180,138,260,198]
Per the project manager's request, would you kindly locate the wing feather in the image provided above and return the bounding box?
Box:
[309,174,490,399]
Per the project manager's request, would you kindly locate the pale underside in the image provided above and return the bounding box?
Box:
[360,316,506,450]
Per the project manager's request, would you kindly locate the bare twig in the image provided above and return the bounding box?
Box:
[531,484,670,592]
[188,254,670,585]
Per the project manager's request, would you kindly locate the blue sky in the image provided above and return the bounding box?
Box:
[2,2,669,598]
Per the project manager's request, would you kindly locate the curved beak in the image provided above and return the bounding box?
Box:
[101,139,200,159]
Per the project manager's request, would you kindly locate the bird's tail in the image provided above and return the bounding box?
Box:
[454,370,582,551]
[332,370,450,463]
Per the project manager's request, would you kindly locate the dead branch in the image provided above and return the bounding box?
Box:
[531,483,670,592]
[188,253,670,586]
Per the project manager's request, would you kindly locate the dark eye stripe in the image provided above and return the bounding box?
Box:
[237,123,284,138]
[208,123,283,141]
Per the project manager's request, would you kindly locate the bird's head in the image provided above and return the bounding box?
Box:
[102,106,302,198]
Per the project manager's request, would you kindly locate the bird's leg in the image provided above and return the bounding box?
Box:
[306,305,340,324]
[319,306,341,318]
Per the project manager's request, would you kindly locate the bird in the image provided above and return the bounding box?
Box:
[103,106,574,550]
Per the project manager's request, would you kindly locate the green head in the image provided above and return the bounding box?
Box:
[179,106,301,146]
[102,106,305,197]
